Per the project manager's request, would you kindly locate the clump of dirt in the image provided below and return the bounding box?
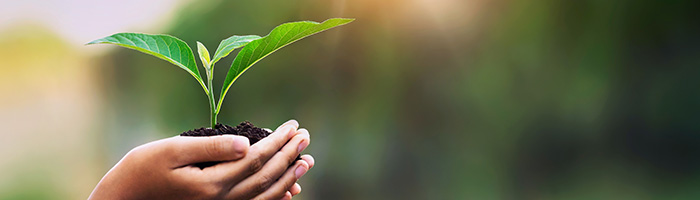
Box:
[181,121,271,143]
[181,121,299,168]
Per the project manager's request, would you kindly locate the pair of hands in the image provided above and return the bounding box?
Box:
[89,120,313,200]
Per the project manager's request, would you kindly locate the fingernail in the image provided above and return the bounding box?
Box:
[286,119,299,128]
[233,136,250,152]
[295,164,308,179]
[305,155,315,168]
[286,126,297,138]
[276,119,298,132]
[297,140,308,153]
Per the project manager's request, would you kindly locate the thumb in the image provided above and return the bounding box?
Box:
[171,135,250,165]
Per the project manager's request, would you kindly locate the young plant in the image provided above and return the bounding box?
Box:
[88,18,354,128]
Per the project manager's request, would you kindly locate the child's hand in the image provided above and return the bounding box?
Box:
[89,120,313,200]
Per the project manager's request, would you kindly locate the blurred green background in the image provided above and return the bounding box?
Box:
[1,0,699,199]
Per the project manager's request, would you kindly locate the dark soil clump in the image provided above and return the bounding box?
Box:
[181,121,271,144]
[181,121,299,168]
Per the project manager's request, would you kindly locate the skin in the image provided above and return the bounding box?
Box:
[89,120,315,200]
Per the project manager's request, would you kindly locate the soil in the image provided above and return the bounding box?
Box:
[181,121,300,168]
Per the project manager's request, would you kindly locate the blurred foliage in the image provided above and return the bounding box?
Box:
[0,25,103,199]
[96,0,700,199]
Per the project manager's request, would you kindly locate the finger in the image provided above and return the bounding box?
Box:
[275,119,299,132]
[281,191,292,200]
[290,183,301,196]
[250,120,299,156]
[169,135,249,166]
[225,132,309,199]
[210,120,298,183]
[295,129,310,154]
[250,160,309,200]
[300,154,315,169]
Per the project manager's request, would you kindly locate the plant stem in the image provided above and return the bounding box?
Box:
[206,65,217,128]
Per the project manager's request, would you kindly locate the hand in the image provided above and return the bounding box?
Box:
[89,120,314,200]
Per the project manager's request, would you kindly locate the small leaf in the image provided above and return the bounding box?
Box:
[211,35,262,65]
[87,33,208,93]
[217,18,354,113]
[197,41,211,68]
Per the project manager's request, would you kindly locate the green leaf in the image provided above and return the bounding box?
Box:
[86,33,208,94]
[217,18,354,113]
[211,35,262,65]
[197,41,211,68]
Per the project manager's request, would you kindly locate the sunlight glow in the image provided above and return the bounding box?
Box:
[0,0,190,48]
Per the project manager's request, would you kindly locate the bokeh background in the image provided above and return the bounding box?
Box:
[1,0,699,199]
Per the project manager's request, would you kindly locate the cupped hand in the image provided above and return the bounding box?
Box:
[89,120,314,200]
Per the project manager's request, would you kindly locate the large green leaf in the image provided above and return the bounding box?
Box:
[216,18,354,113]
[87,33,207,93]
[211,35,262,66]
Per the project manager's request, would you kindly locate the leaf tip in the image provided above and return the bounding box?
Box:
[85,39,101,45]
[329,17,356,25]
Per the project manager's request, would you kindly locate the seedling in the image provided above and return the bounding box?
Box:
[88,18,354,128]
